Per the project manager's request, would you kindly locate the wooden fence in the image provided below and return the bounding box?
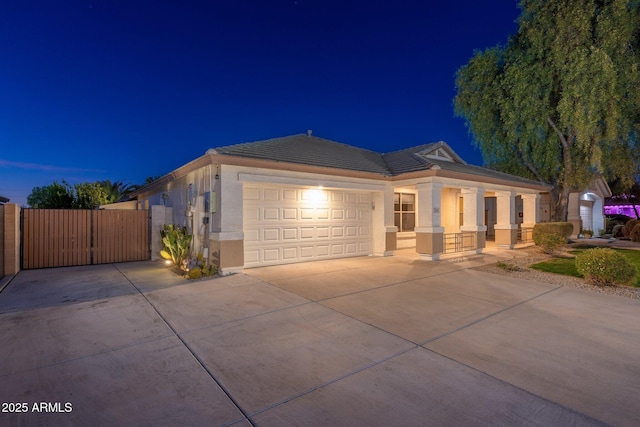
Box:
[21,209,150,269]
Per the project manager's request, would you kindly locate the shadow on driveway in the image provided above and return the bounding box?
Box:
[2,256,639,426]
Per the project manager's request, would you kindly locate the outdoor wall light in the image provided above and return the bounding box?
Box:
[302,187,327,209]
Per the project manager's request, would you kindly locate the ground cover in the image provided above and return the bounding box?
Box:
[530,246,640,287]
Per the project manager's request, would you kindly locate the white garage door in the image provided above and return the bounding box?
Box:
[243,185,372,267]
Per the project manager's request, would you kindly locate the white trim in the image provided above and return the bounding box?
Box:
[237,172,386,192]
[415,226,445,233]
[211,232,244,241]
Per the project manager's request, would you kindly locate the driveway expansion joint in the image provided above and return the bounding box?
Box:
[113,264,255,427]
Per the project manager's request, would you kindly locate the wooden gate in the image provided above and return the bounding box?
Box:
[21,209,150,269]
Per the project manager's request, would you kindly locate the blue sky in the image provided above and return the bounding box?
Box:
[0,1,520,206]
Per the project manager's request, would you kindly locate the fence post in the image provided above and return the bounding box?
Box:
[3,204,21,275]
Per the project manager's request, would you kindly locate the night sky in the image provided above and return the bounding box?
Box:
[1,1,520,206]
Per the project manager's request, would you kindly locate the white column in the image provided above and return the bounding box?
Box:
[460,188,487,253]
[460,188,486,232]
[415,182,443,233]
[520,194,539,228]
[494,190,518,248]
[373,186,396,256]
[415,182,444,260]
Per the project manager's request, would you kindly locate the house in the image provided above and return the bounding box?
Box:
[131,133,551,274]
[567,177,612,237]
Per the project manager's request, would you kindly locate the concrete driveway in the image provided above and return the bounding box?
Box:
[1,252,639,426]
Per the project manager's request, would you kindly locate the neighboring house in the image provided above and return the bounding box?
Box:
[130,133,551,274]
[567,177,611,237]
[604,196,640,220]
[0,196,8,205]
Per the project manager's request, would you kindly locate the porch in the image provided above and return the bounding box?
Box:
[390,183,540,260]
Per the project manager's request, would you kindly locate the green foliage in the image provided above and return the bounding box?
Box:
[72,182,109,209]
[631,224,640,243]
[188,267,202,279]
[454,0,640,220]
[98,180,135,204]
[534,233,566,254]
[27,180,109,209]
[575,248,637,286]
[160,225,192,268]
[27,181,74,208]
[612,224,625,238]
[533,222,573,240]
[181,252,218,279]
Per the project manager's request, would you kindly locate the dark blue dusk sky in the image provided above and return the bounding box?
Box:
[1,1,520,206]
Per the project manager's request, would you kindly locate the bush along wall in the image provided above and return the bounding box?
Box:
[533,222,573,254]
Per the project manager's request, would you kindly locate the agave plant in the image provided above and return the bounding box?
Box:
[160,225,192,269]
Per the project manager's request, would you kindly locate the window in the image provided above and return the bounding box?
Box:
[459,196,464,227]
[394,193,415,232]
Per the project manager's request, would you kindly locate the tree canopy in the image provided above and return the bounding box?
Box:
[27,180,109,209]
[454,0,640,220]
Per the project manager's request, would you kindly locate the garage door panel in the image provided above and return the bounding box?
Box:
[245,229,260,242]
[244,186,372,267]
[283,228,298,240]
[283,247,298,259]
[263,229,279,241]
[283,189,297,200]
[283,208,297,220]
[263,208,279,220]
[263,248,280,261]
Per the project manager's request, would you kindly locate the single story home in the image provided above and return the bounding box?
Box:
[567,177,611,236]
[131,133,554,273]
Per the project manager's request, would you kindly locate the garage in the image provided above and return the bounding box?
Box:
[243,184,372,267]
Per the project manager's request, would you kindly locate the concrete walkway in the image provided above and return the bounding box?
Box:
[1,251,639,426]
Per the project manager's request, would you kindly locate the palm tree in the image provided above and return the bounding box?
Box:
[98,180,135,204]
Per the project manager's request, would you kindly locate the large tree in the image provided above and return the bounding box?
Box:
[27,180,109,209]
[454,0,640,221]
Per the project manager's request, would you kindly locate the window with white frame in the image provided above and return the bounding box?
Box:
[394,193,415,232]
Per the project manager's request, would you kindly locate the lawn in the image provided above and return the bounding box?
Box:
[530,246,640,287]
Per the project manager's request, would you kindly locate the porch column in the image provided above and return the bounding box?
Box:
[460,188,487,253]
[567,192,582,239]
[415,182,444,260]
[373,186,396,256]
[212,166,244,274]
[520,194,539,228]
[494,191,518,249]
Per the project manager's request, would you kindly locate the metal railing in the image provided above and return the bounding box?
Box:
[518,227,534,243]
[443,232,477,254]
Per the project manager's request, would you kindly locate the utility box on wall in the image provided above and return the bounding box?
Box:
[205,191,217,214]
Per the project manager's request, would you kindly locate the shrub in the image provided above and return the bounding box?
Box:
[533,222,572,254]
[612,224,625,238]
[631,224,640,243]
[624,219,639,237]
[188,267,203,279]
[575,248,637,286]
[535,232,566,254]
[533,222,573,241]
[581,229,594,238]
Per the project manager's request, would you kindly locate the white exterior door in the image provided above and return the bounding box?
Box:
[243,185,372,267]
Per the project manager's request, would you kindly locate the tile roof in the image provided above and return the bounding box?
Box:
[210,134,546,187]
[211,134,390,175]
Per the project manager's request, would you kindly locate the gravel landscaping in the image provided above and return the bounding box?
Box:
[475,240,640,300]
